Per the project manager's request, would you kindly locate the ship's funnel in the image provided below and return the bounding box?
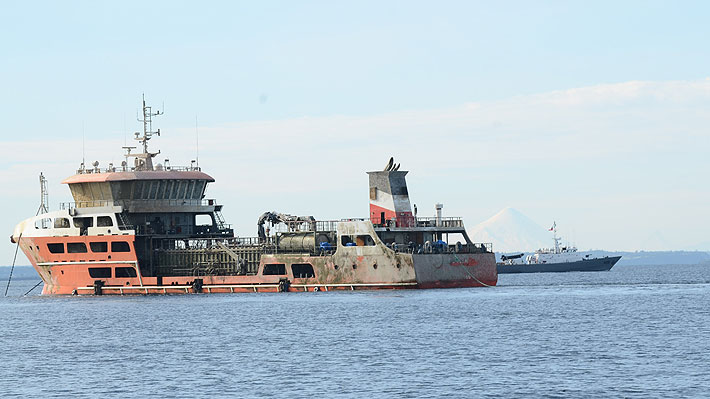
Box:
[367,160,414,227]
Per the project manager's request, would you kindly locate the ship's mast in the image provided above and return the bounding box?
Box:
[128,94,162,171]
[551,221,560,254]
[37,173,49,228]
[38,173,49,215]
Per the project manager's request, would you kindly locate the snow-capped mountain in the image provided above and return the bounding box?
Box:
[469,207,552,253]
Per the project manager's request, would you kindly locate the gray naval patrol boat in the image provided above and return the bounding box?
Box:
[497,222,621,274]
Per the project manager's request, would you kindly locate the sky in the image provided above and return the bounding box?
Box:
[2,1,710,264]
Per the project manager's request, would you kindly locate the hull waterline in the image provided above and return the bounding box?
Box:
[497,256,621,274]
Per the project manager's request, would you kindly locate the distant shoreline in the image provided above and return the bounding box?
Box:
[496,250,710,266]
[0,266,40,281]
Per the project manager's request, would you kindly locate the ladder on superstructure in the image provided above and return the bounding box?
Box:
[116,212,133,230]
[214,210,227,231]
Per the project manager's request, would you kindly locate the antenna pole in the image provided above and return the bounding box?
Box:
[133,95,163,170]
[195,115,199,168]
[123,112,127,147]
[552,221,560,254]
[37,173,49,216]
[142,94,148,153]
[82,121,85,168]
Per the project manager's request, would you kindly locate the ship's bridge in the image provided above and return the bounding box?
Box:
[61,167,216,214]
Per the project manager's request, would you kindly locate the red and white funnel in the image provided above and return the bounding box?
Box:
[367,158,414,227]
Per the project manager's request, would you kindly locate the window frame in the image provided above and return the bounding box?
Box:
[47,243,65,254]
[67,242,88,253]
[291,263,315,278]
[115,267,137,278]
[262,263,287,276]
[88,267,112,278]
[90,242,108,253]
[111,241,131,253]
[96,216,113,227]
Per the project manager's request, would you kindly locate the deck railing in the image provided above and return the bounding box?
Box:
[60,198,219,210]
[75,165,202,174]
[158,236,492,255]
[270,216,465,233]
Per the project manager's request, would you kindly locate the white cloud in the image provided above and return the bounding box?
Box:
[172,79,710,168]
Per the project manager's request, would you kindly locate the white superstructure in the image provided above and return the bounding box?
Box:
[500,222,595,265]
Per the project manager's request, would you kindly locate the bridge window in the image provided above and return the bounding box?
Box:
[262,263,286,275]
[67,243,88,253]
[169,181,178,199]
[97,216,113,227]
[89,267,112,278]
[291,263,315,278]
[47,243,65,254]
[115,267,137,278]
[54,218,71,229]
[156,180,167,199]
[133,181,143,199]
[95,182,112,201]
[140,181,150,199]
[111,241,131,253]
[177,180,187,199]
[194,181,206,199]
[186,180,195,199]
[149,181,159,199]
[140,181,151,200]
[90,242,108,253]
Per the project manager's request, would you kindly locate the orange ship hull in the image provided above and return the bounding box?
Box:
[17,234,496,295]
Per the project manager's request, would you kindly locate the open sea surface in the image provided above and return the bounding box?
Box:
[1,263,709,398]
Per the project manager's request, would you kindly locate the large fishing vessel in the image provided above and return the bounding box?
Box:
[10,98,497,295]
[497,222,620,273]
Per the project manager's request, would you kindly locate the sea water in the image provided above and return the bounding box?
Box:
[1,263,709,398]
